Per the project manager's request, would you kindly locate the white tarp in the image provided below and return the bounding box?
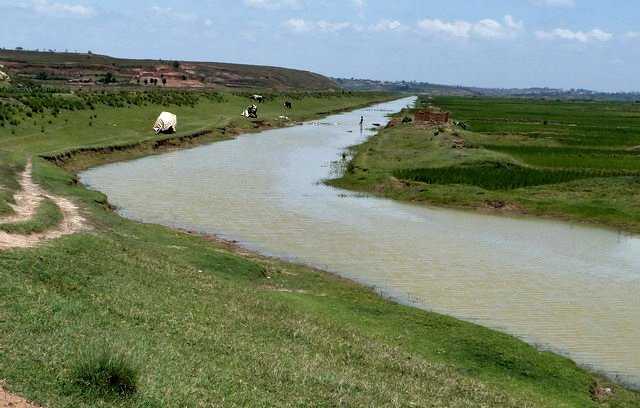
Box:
[153,112,177,134]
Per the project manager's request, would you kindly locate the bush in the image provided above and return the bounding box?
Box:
[67,348,139,399]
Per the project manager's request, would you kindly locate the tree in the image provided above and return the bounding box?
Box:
[144,79,148,85]
[172,61,180,69]
[162,78,167,86]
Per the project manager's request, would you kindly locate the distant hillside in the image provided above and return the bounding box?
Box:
[333,78,476,96]
[0,49,338,90]
[334,77,640,102]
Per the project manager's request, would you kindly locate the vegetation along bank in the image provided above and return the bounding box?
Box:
[330,96,640,234]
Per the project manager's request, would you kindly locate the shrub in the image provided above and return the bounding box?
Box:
[346,160,356,174]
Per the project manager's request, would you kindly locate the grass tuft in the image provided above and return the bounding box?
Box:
[67,348,138,400]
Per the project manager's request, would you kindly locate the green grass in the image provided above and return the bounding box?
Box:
[331,96,640,233]
[0,89,638,406]
[1,91,388,156]
[433,97,640,147]
[478,145,640,171]
[394,162,634,190]
[0,197,63,234]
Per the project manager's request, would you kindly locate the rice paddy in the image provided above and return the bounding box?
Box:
[394,162,634,190]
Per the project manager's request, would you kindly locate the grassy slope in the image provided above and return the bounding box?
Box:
[0,94,384,156]
[331,97,640,233]
[0,93,638,407]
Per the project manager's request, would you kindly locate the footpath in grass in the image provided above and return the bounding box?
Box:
[0,198,62,234]
[0,89,639,406]
[330,96,640,233]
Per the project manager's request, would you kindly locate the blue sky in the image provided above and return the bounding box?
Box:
[1,0,639,91]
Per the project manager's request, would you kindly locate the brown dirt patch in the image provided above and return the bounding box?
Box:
[483,200,526,213]
[0,385,42,408]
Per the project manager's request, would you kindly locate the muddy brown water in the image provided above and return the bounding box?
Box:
[80,97,640,387]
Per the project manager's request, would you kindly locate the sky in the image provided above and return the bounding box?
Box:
[1,0,639,92]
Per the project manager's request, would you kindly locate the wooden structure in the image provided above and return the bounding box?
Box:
[414,110,449,124]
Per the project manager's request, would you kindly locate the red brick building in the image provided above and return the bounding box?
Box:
[414,110,449,124]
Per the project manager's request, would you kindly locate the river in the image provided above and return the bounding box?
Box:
[80,97,640,387]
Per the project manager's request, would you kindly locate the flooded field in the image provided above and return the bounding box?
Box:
[81,97,640,387]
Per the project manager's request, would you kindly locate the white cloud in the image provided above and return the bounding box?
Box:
[151,6,197,22]
[284,18,311,32]
[316,20,351,32]
[417,15,523,39]
[536,28,613,43]
[504,15,524,31]
[626,32,640,39]
[530,0,575,7]
[245,0,301,9]
[418,19,472,38]
[370,19,406,32]
[284,18,351,33]
[352,0,365,11]
[30,0,94,17]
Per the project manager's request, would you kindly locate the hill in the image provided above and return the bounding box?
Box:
[0,49,338,90]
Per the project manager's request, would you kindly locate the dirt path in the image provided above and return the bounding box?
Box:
[0,385,41,408]
[0,162,43,224]
[0,160,88,250]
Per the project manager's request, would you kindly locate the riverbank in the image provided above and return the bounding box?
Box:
[329,96,640,234]
[0,92,638,406]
